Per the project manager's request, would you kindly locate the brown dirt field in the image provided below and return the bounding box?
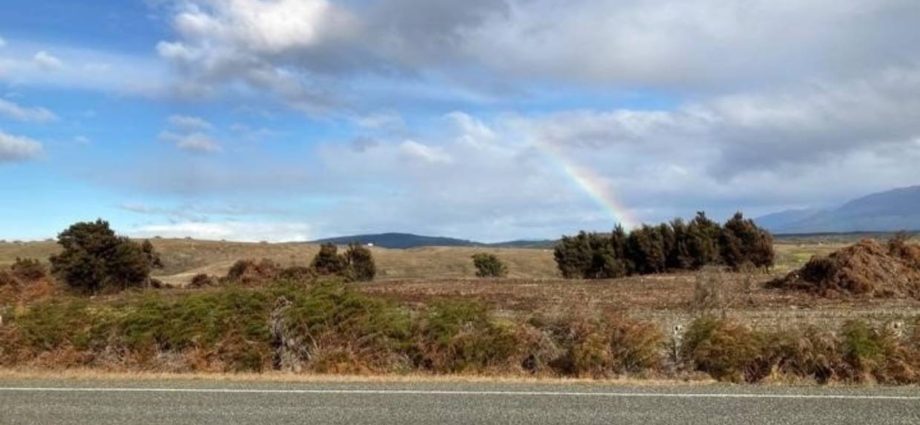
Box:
[360,272,920,332]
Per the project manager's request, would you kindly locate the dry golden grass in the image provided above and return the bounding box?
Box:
[0,368,717,386]
[0,239,557,286]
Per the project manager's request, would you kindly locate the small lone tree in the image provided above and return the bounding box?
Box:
[472,253,507,278]
[49,220,161,294]
[343,243,376,282]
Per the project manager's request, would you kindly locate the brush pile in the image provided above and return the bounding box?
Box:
[769,237,920,298]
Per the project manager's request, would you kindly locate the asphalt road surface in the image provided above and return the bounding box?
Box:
[1,379,918,425]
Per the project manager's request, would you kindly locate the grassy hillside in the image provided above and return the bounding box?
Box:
[0,239,559,286]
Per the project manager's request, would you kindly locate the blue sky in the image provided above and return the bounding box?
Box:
[1,0,919,242]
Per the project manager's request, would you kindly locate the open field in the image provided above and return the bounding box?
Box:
[0,239,558,286]
[0,238,842,284]
[1,238,914,332]
[2,237,919,384]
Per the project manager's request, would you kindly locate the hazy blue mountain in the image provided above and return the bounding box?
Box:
[757,186,920,234]
[311,233,557,249]
[312,233,482,249]
[754,208,824,231]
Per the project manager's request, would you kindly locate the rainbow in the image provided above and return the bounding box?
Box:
[535,140,639,230]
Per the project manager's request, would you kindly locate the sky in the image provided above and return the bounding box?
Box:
[1,0,919,242]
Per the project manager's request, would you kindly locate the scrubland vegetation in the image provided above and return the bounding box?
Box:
[1,279,918,383]
[0,219,919,385]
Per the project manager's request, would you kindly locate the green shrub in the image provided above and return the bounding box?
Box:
[310,244,346,276]
[471,253,507,278]
[839,320,915,383]
[414,300,520,373]
[343,244,376,282]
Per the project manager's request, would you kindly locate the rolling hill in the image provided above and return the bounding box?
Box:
[311,233,557,249]
[311,233,481,249]
[757,186,920,234]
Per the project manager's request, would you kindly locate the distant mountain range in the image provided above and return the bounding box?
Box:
[311,232,555,249]
[313,186,919,248]
[755,185,920,234]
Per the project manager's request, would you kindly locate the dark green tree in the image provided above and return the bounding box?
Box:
[471,253,508,278]
[627,225,667,274]
[49,220,156,294]
[719,212,775,270]
[686,212,723,268]
[310,243,346,276]
[344,243,377,281]
[141,239,164,270]
[667,219,694,270]
[554,232,594,278]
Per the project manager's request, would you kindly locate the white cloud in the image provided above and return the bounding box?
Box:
[0,99,57,123]
[159,131,222,153]
[0,36,6,48]
[399,140,452,164]
[33,50,63,70]
[159,114,222,153]
[130,221,311,242]
[0,41,168,96]
[0,131,43,163]
[168,114,213,132]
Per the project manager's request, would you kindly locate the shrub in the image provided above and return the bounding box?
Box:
[838,320,916,383]
[343,244,376,282]
[606,314,665,373]
[471,253,507,278]
[49,220,162,294]
[681,316,766,382]
[224,259,280,285]
[279,282,410,371]
[279,266,315,282]
[413,300,520,373]
[311,244,346,276]
[188,273,215,288]
[528,313,663,377]
[767,326,843,383]
[10,258,46,282]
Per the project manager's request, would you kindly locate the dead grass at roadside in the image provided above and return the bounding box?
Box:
[0,368,717,387]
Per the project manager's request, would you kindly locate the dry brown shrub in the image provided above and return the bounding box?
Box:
[681,316,766,383]
[223,259,281,285]
[767,326,843,384]
[768,239,920,298]
[188,273,216,288]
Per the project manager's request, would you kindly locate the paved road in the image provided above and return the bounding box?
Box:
[1,379,918,425]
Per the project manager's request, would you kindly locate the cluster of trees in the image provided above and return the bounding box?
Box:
[50,220,163,294]
[310,243,377,282]
[554,212,774,279]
